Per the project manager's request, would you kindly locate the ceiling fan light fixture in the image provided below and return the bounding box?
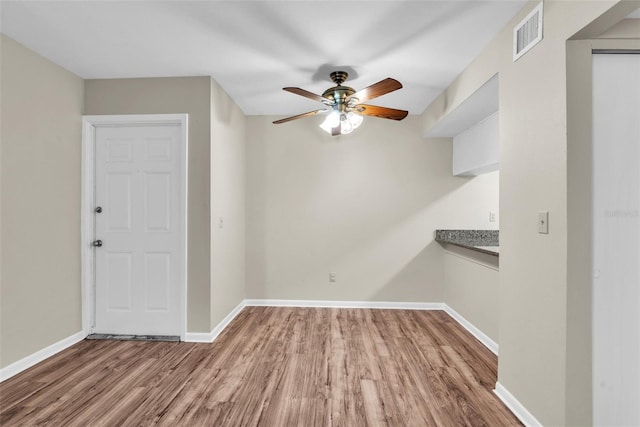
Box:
[341,115,354,134]
[319,110,340,133]
[347,112,363,128]
[340,112,363,135]
[319,111,363,135]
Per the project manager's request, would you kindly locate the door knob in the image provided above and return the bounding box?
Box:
[95,206,103,213]
[93,240,103,247]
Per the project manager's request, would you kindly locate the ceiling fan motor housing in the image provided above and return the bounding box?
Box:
[323,71,357,112]
[322,86,356,111]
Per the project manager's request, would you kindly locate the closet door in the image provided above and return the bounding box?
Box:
[592,53,640,426]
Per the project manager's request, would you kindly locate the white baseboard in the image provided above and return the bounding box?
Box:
[443,304,498,355]
[0,330,86,382]
[245,299,444,310]
[493,382,542,427]
[183,331,216,343]
[185,300,246,343]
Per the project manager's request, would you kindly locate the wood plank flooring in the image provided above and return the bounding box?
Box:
[0,308,522,426]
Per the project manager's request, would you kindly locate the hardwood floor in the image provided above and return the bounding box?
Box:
[0,307,521,426]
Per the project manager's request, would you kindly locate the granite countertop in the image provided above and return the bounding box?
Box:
[435,229,499,257]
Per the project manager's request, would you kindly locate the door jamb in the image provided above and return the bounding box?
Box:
[81,114,189,341]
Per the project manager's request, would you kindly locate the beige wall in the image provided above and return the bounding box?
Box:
[210,78,246,327]
[85,77,212,332]
[246,116,499,302]
[443,246,499,344]
[0,34,84,368]
[421,1,639,424]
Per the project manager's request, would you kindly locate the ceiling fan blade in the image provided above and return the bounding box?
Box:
[331,123,341,136]
[355,104,408,121]
[348,78,402,103]
[283,87,328,103]
[273,109,328,124]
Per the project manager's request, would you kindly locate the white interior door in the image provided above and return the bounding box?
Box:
[592,53,640,426]
[94,123,184,336]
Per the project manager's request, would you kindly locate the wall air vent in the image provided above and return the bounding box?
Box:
[513,2,543,62]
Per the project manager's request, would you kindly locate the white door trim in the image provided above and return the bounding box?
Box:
[81,114,188,341]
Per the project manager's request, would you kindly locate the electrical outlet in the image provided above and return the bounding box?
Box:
[329,272,336,283]
[489,211,497,222]
[538,212,549,234]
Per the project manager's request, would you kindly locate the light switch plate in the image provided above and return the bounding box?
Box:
[538,212,549,234]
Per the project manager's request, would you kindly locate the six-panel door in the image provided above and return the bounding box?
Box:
[94,124,183,336]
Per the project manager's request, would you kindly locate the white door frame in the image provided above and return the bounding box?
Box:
[81,114,188,341]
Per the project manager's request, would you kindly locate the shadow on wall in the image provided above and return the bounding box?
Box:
[370,241,445,302]
[246,116,488,303]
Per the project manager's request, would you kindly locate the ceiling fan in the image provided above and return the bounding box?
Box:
[273,71,408,136]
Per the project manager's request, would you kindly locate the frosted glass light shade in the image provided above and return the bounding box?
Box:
[319,111,363,135]
[319,111,340,133]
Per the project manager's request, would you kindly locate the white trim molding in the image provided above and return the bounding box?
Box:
[245,299,444,310]
[81,114,189,341]
[494,382,542,427]
[0,331,86,382]
[185,300,246,343]
[443,304,498,355]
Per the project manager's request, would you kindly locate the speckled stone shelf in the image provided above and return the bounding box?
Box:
[435,229,499,256]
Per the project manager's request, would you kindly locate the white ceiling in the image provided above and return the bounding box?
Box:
[0,1,526,116]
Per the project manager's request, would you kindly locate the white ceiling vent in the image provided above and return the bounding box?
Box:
[513,2,543,62]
